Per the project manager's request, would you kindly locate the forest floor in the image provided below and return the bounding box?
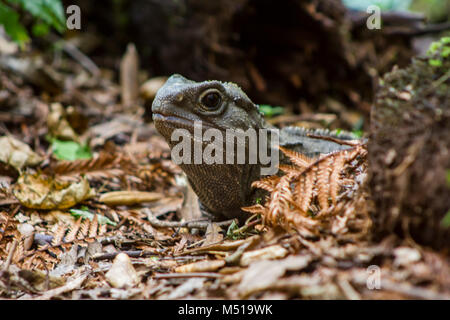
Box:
[0,39,449,300]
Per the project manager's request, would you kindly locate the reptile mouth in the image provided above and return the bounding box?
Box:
[152,112,217,131]
[152,112,194,128]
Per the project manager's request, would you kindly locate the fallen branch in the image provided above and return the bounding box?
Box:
[33,269,90,300]
[143,208,235,231]
[153,272,222,279]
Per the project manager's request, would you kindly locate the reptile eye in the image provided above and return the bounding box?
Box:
[200,90,222,111]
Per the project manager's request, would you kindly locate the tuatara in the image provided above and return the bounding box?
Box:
[152,74,358,221]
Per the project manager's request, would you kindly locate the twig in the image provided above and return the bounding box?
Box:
[153,272,222,279]
[92,250,159,261]
[37,256,50,291]
[352,277,450,300]
[225,241,252,265]
[380,279,450,300]
[429,68,450,92]
[231,218,261,235]
[2,239,18,272]
[384,22,450,36]
[61,42,100,77]
[34,269,90,300]
[143,208,235,231]
[337,276,361,300]
[307,133,363,147]
[349,10,424,27]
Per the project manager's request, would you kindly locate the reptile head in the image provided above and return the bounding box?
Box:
[152,74,266,140]
[151,75,270,220]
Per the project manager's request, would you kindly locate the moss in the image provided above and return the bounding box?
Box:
[369,36,450,248]
[427,36,450,63]
[429,59,443,67]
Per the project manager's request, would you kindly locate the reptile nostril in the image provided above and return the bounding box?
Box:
[175,93,184,102]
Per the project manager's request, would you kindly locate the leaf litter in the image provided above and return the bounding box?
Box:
[0,38,448,301]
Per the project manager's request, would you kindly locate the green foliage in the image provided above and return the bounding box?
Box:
[32,22,50,37]
[70,207,117,226]
[441,211,450,228]
[427,37,450,58]
[427,37,450,68]
[429,59,443,67]
[352,129,364,138]
[258,104,285,118]
[441,47,450,59]
[226,220,241,240]
[343,0,412,11]
[51,139,92,161]
[428,41,442,55]
[446,169,450,188]
[0,3,29,45]
[0,0,65,46]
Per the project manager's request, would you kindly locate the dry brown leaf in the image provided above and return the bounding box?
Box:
[105,253,139,288]
[203,223,224,246]
[13,173,95,210]
[47,103,79,142]
[238,254,312,298]
[240,245,288,267]
[175,260,225,273]
[120,43,139,107]
[98,191,164,206]
[0,136,43,172]
[140,76,167,100]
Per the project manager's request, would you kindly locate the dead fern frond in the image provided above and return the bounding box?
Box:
[242,204,267,215]
[251,175,280,193]
[78,219,90,239]
[279,146,314,169]
[46,151,138,183]
[278,164,302,175]
[65,217,82,243]
[51,223,67,246]
[88,214,98,238]
[249,143,369,239]
[295,166,316,214]
[266,174,293,226]
[316,157,332,212]
[329,155,345,205]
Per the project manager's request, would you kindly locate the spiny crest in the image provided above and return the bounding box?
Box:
[282,126,358,140]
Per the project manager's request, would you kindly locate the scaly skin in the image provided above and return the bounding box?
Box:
[152,74,357,221]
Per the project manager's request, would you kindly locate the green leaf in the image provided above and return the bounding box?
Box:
[427,41,442,55]
[70,208,117,226]
[428,59,443,67]
[343,0,412,11]
[258,104,285,118]
[441,47,450,59]
[441,211,450,229]
[32,22,50,37]
[51,139,92,161]
[226,220,240,240]
[7,0,65,32]
[352,129,364,138]
[0,3,29,46]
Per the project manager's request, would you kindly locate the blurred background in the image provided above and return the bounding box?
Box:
[1,0,449,133]
[0,1,449,299]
